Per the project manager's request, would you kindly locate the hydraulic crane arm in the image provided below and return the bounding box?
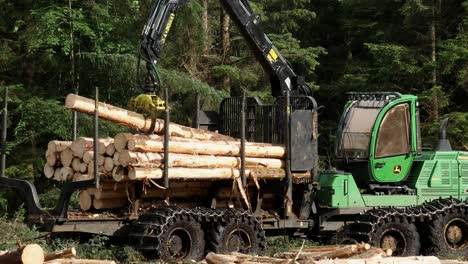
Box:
[139,0,312,97]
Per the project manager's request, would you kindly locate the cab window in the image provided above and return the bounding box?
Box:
[375,104,411,158]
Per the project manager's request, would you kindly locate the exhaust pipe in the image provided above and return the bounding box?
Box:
[435,118,452,151]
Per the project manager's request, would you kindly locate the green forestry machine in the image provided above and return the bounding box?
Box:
[0,0,467,262]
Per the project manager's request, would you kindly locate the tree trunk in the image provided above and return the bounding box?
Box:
[221,10,231,93]
[202,0,209,55]
[65,94,234,141]
[430,0,439,121]
[0,244,44,264]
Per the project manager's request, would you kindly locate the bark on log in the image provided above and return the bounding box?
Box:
[94,186,207,200]
[119,150,285,168]
[44,164,55,178]
[129,139,285,158]
[128,167,289,180]
[65,94,234,141]
[48,141,72,153]
[94,190,128,200]
[93,198,128,209]
[79,190,93,211]
[0,244,44,264]
[124,134,277,150]
[44,248,76,261]
[72,173,93,182]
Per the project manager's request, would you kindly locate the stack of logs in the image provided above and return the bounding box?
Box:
[43,94,310,211]
[43,133,302,211]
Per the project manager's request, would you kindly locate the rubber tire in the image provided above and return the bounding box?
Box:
[427,210,468,258]
[370,219,420,256]
[208,215,266,254]
[158,213,205,262]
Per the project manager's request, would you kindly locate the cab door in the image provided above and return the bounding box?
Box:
[370,102,415,183]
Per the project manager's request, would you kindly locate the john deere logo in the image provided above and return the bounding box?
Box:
[393,165,402,174]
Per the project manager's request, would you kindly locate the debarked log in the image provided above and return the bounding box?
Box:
[118,151,285,168]
[128,139,285,158]
[65,94,234,141]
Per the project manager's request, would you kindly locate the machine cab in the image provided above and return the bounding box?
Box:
[335,92,421,184]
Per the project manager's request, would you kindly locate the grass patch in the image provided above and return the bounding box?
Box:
[266,236,320,256]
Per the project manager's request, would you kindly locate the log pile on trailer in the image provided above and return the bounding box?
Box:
[43,94,309,211]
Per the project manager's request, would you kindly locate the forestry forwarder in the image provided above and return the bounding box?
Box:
[0,0,466,262]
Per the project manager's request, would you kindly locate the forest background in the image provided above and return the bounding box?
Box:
[0,0,466,248]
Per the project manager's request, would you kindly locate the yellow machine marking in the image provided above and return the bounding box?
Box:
[393,165,402,174]
[161,13,175,45]
[459,155,468,160]
[267,48,278,63]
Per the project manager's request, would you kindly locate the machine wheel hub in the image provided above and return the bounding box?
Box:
[380,228,406,255]
[226,229,251,253]
[444,218,468,250]
[167,228,192,259]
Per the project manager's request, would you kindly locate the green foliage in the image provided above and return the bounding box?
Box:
[39,187,80,209]
[25,6,95,55]
[270,33,326,89]
[0,209,44,250]
[265,236,319,257]
[445,112,468,149]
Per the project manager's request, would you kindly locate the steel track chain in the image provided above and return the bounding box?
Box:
[344,198,468,243]
[130,206,266,253]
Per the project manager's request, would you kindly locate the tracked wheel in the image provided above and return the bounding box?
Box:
[427,208,468,257]
[207,209,266,254]
[131,207,205,262]
[370,218,420,256]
